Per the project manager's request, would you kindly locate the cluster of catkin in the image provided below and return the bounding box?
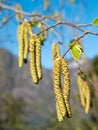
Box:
[52,43,72,122]
[17,21,43,84]
[77,68,91,114]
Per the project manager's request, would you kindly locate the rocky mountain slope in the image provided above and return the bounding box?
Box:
[0,48,88,129]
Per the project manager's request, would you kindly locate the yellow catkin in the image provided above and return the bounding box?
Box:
[77,75,86,107]
[52,43,66,120]
[77,69,91,114]
[41,23,46,41]
[35,35,42,80]
[29,36,38,84]
[17,23,24,68]
[16,4,23,21]
[83,80,90,114]
[23,22,32,61]
[52,43,60,61]
[53,58,66,121]
[23,23,29,60]
[27,22,32,36]
[61,58,72,118]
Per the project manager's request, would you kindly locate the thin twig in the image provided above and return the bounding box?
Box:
[0,3,57,21]
[78,23,93,27]
[0,13,15,29]
[76,31,89,41]
[1,3,98,37]
[37,21,98,36]
[42,22,64,45]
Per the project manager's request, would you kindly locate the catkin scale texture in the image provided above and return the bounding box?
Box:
[56,101,64,122]
[35,35,42,80]
[17,23,24,68]
[61,58,72,118]
[83,81,90,114]
[29,36,38,84]
[53,59,66,119]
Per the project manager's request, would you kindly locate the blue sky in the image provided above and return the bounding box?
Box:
[0,0,98,68]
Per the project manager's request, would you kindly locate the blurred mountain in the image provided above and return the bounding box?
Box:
[0,48,90,129]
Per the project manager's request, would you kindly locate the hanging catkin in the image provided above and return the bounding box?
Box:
[77,69,91,114]
[17,23,24,68]
[16,4,23,21]
[23,22,32,61]
[52,43,60,61]
[52,43,67,121]
[77,73,86,107]
[61,58,72,118]
[41,23,47,41]
[35,35,42,80]
[23,23,29,60]
[53,58,67,120]
[29,35,38,84]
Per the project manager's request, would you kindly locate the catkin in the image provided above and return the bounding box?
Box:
[53,58,67,120]
[29,36,38,84]
[77,75,86,107]
[52,43,60,61]
[27,22,32,36]
[41,23,46,41]
[61,58,72,118]
[17,23,24,68]
[35,35,42,80]
[23,22,32,61]
[52,43,66,120]
[16,4,23,21]
[77,69,91,114]
[23,23,29,60]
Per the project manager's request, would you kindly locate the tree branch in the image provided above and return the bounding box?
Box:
[0,3,98,58]
[1,3,98,37]
[0,3,57,21]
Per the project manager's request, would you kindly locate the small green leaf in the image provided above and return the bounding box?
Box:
[70,42,84,60]
[93,18,98,26]
[71,46,80,60]
[75,44,84,54]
